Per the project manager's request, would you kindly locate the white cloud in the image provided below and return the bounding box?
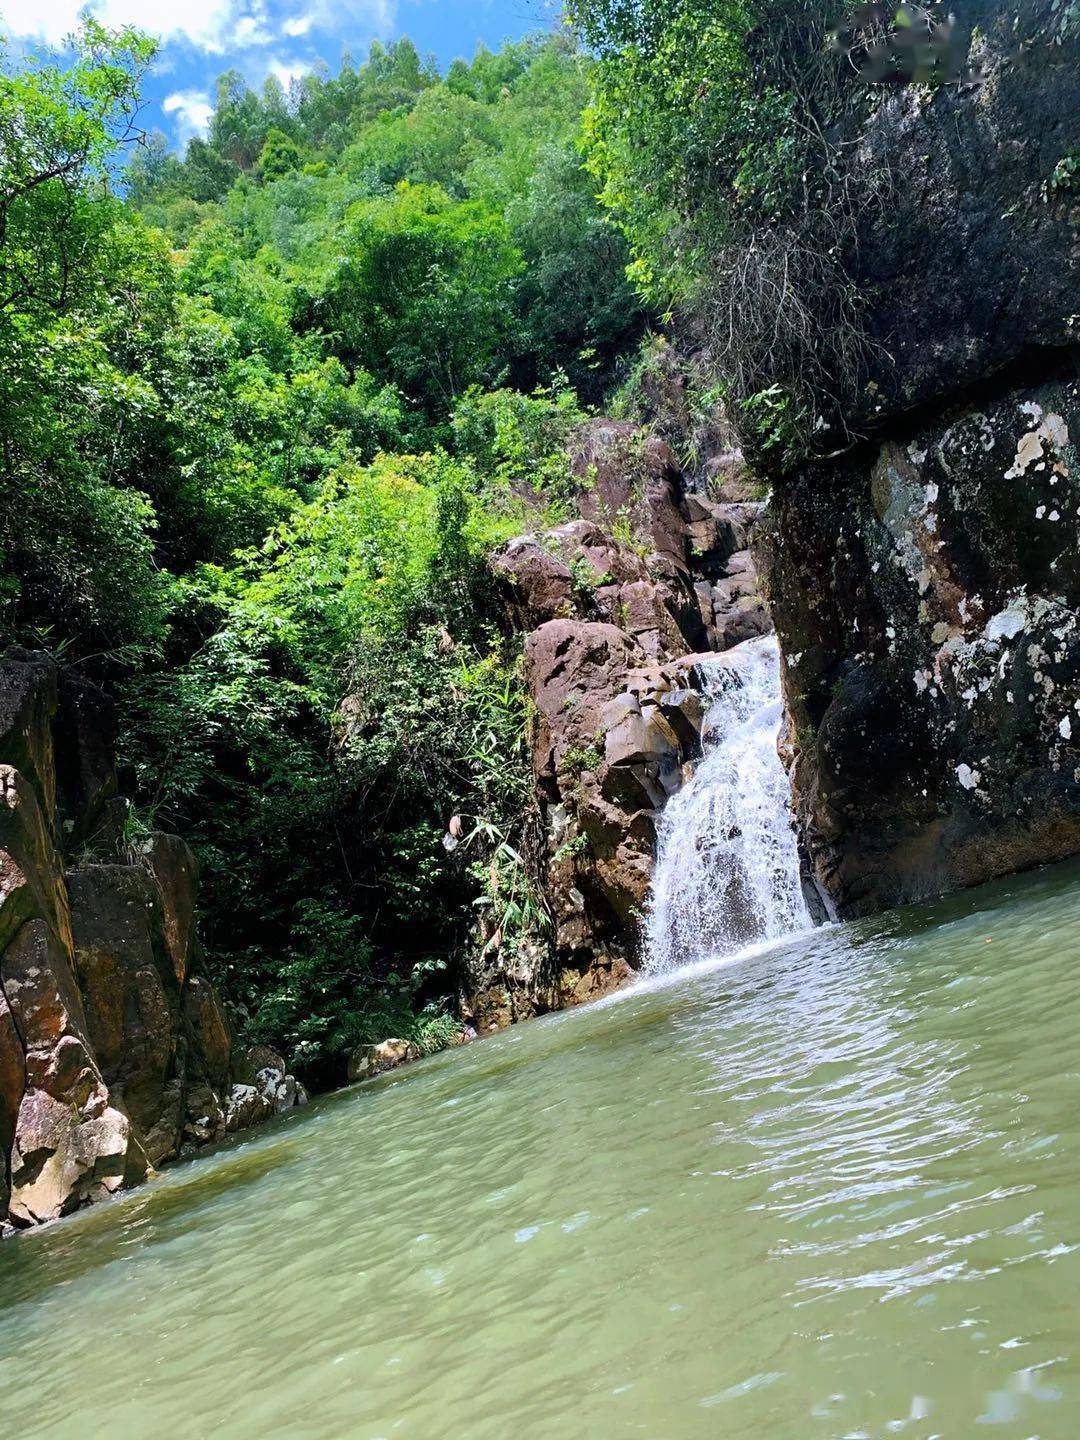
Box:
[232,11,273,47]
[4,0,277,51]
[282,0,396,44]
[282,11,314,37]
[266,55,312,90]
[162,87,213,143]
[1,0,397,50]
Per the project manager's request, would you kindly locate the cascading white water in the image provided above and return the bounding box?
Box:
[646,633,812,973]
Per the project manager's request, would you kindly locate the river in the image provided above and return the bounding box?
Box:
[2,856,1080,1436]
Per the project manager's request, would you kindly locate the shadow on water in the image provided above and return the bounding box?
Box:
[0,1123,314,1307]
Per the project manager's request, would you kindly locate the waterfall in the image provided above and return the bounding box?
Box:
[645,634,812,973]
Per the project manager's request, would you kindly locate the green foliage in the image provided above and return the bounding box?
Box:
[3,26,644,1080]
[257,127,305,181]
[570,0,880,453]
[741,383,807,467]
[1047,149,1079,198]
[134,34,646,427]
[451,380,585,512]
[311,181,524,422]
[122,452,536,1075]
[0,24,169,654]
[245,901,458,1072]
[559,743,603,781]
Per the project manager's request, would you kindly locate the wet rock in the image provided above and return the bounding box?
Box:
[346,1038,420,1082]
[473,408,777,1027]
[556,952,634,1008]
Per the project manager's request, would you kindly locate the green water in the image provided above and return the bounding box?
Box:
[4,862,1080,1438]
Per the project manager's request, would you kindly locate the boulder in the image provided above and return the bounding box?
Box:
[0,651,309,1230]
[221,1059,306,1134]
[527,621,648,787]
[556,952,634,1009]
[8,1084,137,1225]
[346,1038,420,1083]
[489,537,575,630]
[2,918,146,1224]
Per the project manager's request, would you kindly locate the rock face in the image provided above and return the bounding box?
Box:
[0,654,306,1232]
[763,377,1080,916]
[840,0,1079,427]
[466,419,770,1028]
[757,0,1080,920]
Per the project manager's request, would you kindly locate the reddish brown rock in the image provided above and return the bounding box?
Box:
[0,653,307,1231]
[490,536,575,631]
[140,833,199,986]
[470,408,778,1029]
[527,621,647,786]
[68,865,184,1166]
[2,918,144,1225]
[556,953,634,1009]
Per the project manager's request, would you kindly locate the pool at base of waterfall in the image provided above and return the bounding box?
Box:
[4,857,1080,1438]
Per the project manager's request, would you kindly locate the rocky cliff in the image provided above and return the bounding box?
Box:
[0,654,305,1232]
[758,0,1080,916]
[464,417,771,1028]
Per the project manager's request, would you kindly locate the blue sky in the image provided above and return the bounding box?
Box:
[1,0,559,147]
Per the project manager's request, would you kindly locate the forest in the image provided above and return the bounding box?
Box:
[0,21,663,1081]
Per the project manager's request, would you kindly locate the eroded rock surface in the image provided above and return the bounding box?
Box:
[0,652,306,1233]
[763,378,1080,915]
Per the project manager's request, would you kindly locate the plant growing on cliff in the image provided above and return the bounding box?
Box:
[569,0,910,456]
